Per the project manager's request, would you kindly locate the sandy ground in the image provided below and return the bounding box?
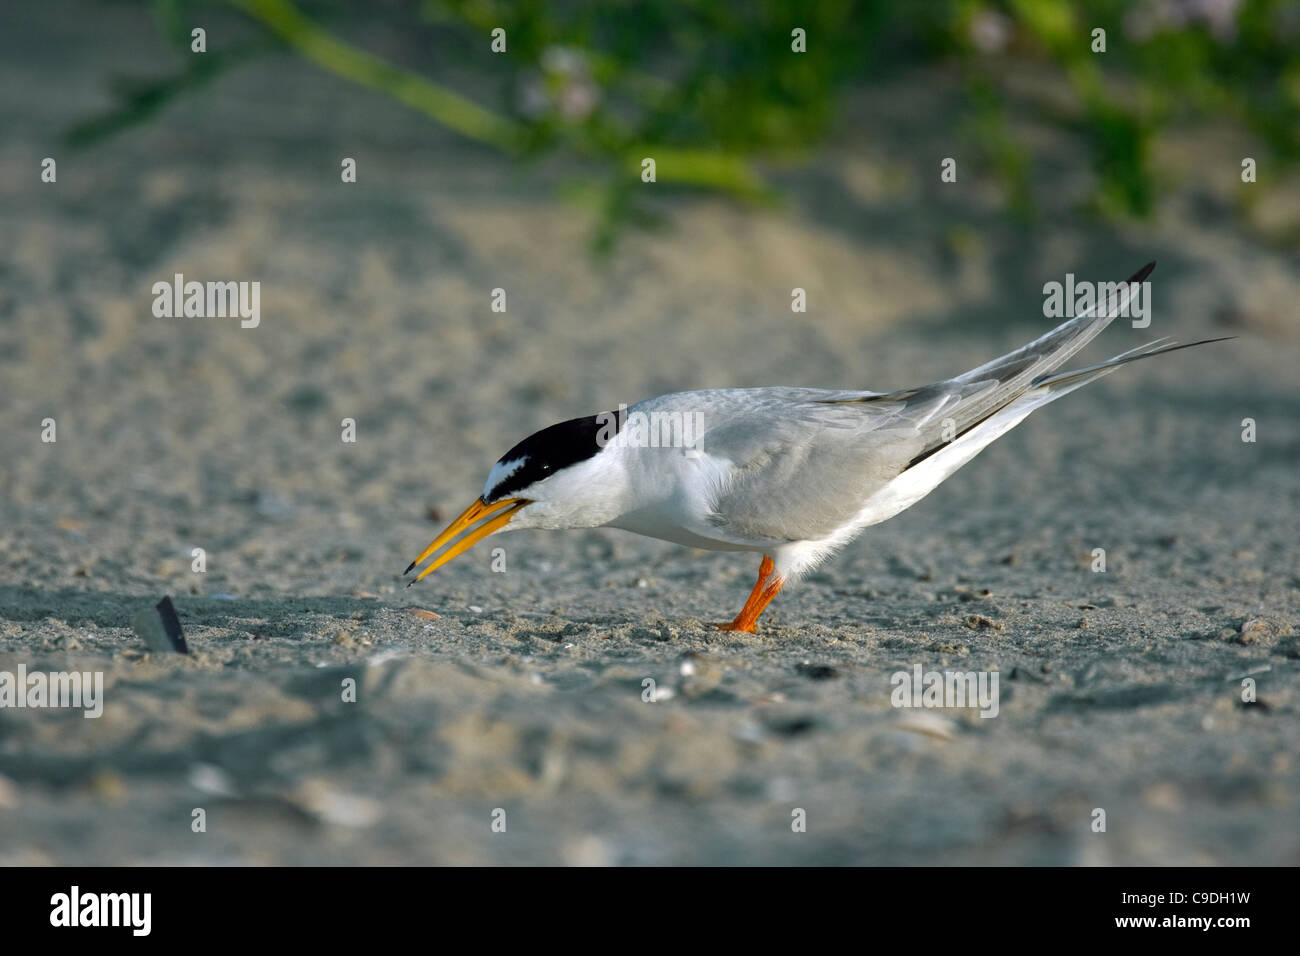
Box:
[0,4,1297,865]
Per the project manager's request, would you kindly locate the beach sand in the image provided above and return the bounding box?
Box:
[0,4,1297,864]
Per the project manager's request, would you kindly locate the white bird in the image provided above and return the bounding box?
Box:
[406,262,1227,632]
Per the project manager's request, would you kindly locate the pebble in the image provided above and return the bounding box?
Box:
[291,781,382,828]
[893,711,956,741]
[188,764,237,797]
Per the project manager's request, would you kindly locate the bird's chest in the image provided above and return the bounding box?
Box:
[606,448,754,550]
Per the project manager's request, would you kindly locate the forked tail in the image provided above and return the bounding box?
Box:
[1030,335,1235,395]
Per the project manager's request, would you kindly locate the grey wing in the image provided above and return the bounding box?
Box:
[840,261,1157,468]
[701,390,936,543]
[702,263,1155,542]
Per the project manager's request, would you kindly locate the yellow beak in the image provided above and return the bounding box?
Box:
[405,497,529,584]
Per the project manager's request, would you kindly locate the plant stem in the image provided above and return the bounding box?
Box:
[229,0,523,152]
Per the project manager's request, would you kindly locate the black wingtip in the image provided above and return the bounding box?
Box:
[1179,334,1236,349]
[1134,335,1237,362]
[403,560,416,575]
[1127,260,1156,285]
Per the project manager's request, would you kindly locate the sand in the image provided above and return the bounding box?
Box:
[0,4,1297,864]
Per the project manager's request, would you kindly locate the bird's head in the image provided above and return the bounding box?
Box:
[405,411,625,584]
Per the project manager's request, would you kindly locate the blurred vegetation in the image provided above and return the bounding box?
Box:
[72,0,1300,249]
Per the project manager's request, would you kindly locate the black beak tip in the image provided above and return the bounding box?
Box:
[403,560,416,575]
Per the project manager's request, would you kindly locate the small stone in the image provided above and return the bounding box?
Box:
[893,711,956,741]
[131,596,189,654]
[188,764,236,797]
[404,608,439,620]
[291,781,382,828]
[1234,618,1291,646]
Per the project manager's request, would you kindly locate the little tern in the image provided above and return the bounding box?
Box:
[405,262,1227,632]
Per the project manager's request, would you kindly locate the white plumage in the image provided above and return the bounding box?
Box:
[406,262,1226,631]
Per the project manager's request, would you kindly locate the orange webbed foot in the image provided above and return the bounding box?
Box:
[719,555,783,633]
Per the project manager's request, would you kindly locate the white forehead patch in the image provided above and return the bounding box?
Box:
[484,456,527,498]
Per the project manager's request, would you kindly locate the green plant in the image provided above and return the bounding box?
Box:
[70,0,1300,247]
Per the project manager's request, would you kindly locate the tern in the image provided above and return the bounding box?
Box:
[405,262,1227,632]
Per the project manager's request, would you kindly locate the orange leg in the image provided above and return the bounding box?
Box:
[717,555,785,633]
